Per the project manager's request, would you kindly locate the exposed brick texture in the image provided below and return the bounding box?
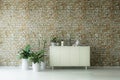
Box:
[0,0,120,66]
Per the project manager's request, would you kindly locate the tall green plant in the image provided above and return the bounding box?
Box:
[29,39,47,63]
[29,50,45,63]
[18,44,31,59]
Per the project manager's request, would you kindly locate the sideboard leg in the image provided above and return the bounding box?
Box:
[85,66,87,70]
[52,66,54,70]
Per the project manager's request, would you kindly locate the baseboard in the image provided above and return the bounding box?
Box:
[88,66,120,69]
[0,66,120,69]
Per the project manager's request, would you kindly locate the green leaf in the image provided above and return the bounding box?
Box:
[25,44,31,52]
[18,44,31,59]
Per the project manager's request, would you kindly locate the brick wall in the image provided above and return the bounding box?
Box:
[0,0,120,66]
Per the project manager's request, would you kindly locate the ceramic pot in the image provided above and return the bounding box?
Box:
[32,62,40,72]
[40,62,46,70]
[22,59,29,70]
[51,42,56,46]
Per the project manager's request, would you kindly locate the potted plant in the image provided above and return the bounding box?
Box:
[50,36,57,46]
[50,36,61,46]
[29,50,45,72]
[18,44,31,70]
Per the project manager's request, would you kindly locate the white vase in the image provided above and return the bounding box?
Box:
[21,59,29,70]
[75,40,79,46]
[61,41,64,46]
[32,62,40,72]
[40,62,46,70]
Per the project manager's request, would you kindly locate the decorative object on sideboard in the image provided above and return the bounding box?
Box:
[50,36,60,46]
[75,40,80,46]
[72,40,80,46]
[66,34,72,46]
[61,39,64,46]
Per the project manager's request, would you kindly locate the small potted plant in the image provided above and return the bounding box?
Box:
[50,36,57,46]
[18,44,31,70]
[29,50,45,72]
[50,36,61,46]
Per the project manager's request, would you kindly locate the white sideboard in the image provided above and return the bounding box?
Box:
[50,46,90,69]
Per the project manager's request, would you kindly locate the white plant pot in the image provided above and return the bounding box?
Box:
[32,62,40,72]
[21,59,29,70]
[51,42,56,46]
[56,43,59,46]
[40,62,46,70]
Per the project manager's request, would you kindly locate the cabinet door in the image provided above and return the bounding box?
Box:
[60,47,71,66]
[79,47,90,66]
[50,47,61,66]
[70,47,80,66]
